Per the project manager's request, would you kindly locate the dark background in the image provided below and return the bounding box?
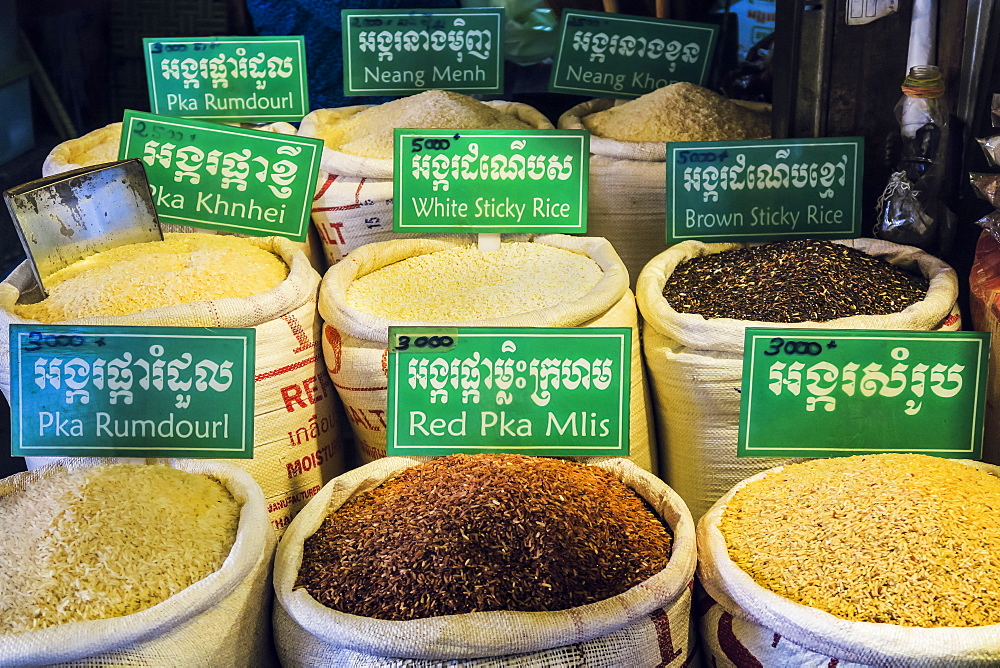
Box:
[1,0,998,478]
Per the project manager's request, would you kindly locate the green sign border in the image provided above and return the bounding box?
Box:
[10,325,256,459]
[738,328,989,458]
[549,9,719,97]
[341,8,504,96]
[118,110,322,241]
[386,326,631,456]
[143,36,309,122]
[392,128,590,233]
[666,137,864,243]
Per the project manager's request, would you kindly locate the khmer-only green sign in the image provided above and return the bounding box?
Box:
[342,8,503,95]
[118,110,322,241]
[666,137,864,243]
[739,329,989,458]
[386,327,630,456]
[549,9,718,98]
[143,36,309,122]
[10,325,255,459]
[393,129,589,232]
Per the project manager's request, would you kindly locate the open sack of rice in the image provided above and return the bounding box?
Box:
[635,238,960,520]
[0,233,346,534]
[698,454,1000,666]
[0,458,275,667]
[40,121,326,272]
[273,454,695,667]
[298,90,553,266]
[558,82,771,288]
[318,233,657,473]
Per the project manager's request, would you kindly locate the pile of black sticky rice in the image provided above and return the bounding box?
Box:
[662,240,930,322]
[295,454,673,621]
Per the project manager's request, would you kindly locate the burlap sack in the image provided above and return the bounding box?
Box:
[41,121,327,273]
[318,233,657,473]
[636,238,961,520]
[0,458,276,667]
[558,98,771,289]
[298,101,554,266]
[969,230,1000,465]
[697,459,1000,667]
[0,236,346,534]
[272,456,696,667]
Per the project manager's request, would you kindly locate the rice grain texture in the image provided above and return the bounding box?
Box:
[720,454,1000,627]
[582,82,770,143]
[13,233,289,322]
[0,464,240,634]
[310,90,533,159]
[345,242,604,321]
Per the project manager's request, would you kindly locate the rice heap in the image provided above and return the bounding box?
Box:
[14,233,288,322]
[582,82,770,143]
[720,454,1000,627]
[311,90,533,159]
[296,454,672,620]
[346,242,603,321]
[0,464,240,633]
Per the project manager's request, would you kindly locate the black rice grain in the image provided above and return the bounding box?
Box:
[295,454,673,621]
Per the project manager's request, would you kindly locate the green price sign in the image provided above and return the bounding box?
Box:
[549,10,718,98]
[341,8,504,96]
[393,129,589,233]
[118,110,322,241]
[143,36,309,122]
[739,329,989,458]
[10,325,256,459]
[666,137,864,243]
[386,327,631,456]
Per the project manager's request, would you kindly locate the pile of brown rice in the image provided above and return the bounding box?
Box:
[720,453,1000,627]
[0,464,240,633]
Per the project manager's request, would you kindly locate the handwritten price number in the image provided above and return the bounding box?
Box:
[23,332,87,352]
[133,121,196,143]
[763,337,837,357]
[394,334,455,351]
[676,150,729,164]
[410,135,461,152]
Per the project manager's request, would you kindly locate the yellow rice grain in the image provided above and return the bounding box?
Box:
[720,453,1000,627]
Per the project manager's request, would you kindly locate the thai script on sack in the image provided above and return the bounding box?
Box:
[411,140,575,191]
[33,345,237,408]
[570,28,702,69]
[354,16,493,63]
[154,44,295,91]
[405,340,617,408]
[767,345,964,416]
[682,148,851,203]
[141,139,303,199]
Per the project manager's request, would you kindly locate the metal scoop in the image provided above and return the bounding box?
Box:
[3,159,163,304]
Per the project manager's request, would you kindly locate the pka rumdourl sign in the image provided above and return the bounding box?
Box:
[739,329,989,459]
[393,129,589,232]
[386,327,631,456]
[666,137,864,243]
[118,110,322,241]
[341,8,503,95]
[10,325,256,459]
[143,36,308,122]
[549,9,718,98]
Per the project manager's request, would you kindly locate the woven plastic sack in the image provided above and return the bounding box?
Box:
[40,121,327,273]
[636,238,961,520]
[0,457,276,667]
[558,98,770,288]
[969,229,1000,465]
[318,233,657,473]
[0,236,346,534]
[697,459,1000,667]
[273,456,696,667]
[298,101,553,266]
